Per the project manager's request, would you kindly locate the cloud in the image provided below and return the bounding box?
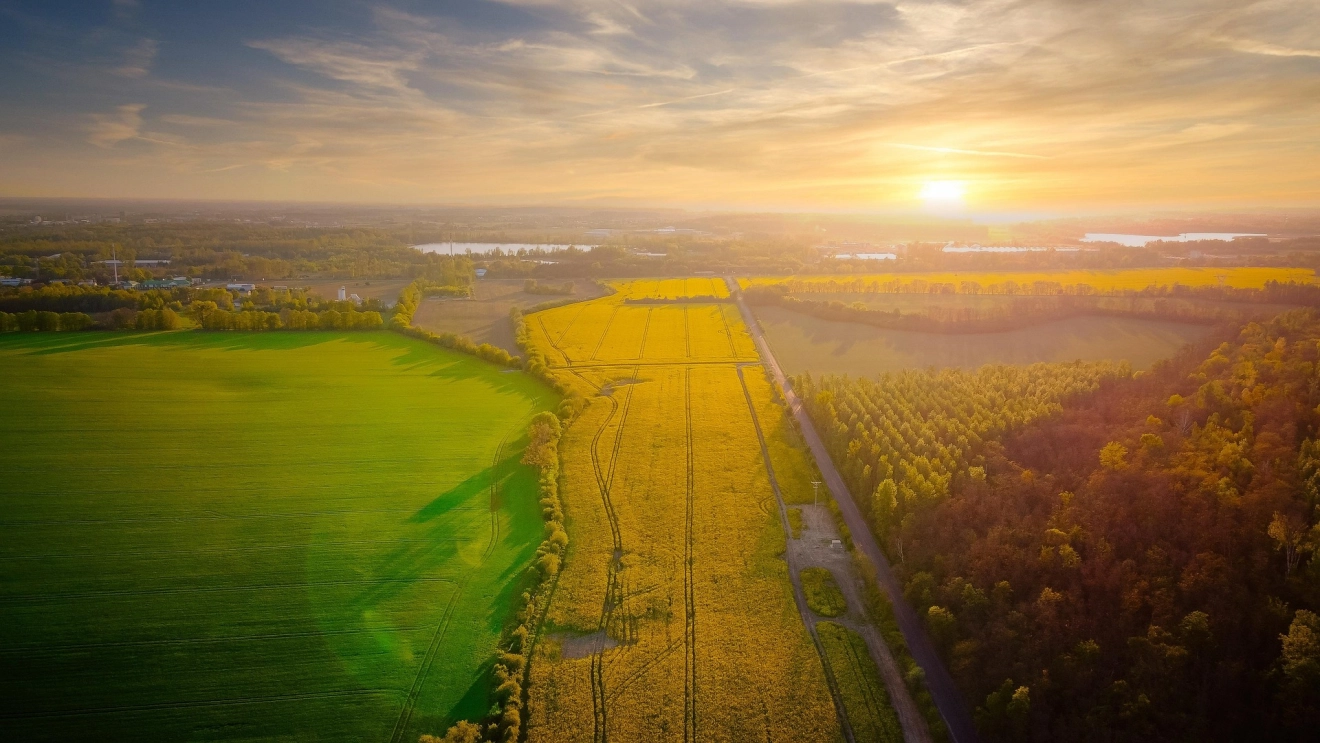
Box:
[1223,37,1320,58]
[87,104,145,148]
[886,143,1050,160]
[116,38,157,77]
[15,0,1320,207]
[247,37,423,91]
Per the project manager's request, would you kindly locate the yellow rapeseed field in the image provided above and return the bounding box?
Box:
[523,281,842,742]
[612,276,730,300]
[740,266,1317,294]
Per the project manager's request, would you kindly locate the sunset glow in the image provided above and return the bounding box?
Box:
[919,180,967,210]
[0,1,1317,211]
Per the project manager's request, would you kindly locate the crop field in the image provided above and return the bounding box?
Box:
[741,267,1317,293]
[739,266,1314,291]
[0,332,555,742]
[781,291,1300,315]
[521,282,844,742]
[412,279,610,353]
[531,294,755,367]
[611,277,729,300]
[754,304,1215,376]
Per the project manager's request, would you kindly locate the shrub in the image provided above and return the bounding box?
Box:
[801,567,848,617]
[57,312,94,331]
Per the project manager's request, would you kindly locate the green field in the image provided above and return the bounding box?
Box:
[817,622,904,743]
[0,331,555,741]
[755,304,1216,376]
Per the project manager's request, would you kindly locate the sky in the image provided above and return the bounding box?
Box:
[0,0,1317,212]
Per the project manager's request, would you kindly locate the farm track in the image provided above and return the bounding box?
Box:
[539,316,573,366]
[636,308,653,360]
[604,636,683,704]
[719,305,738,356]
[578,366,638,743]
[683,367,698,743]
[559,303,589,345]
[684,306,691,358]
[843,628,891,729]
[388,422,520,743]
[589,307,621,362]
[734,364,856,743]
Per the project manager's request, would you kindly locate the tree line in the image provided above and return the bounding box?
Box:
[0,310,94,332]
[802,311,1320,740]
[745,285,1292,333]
[0,223,480,282]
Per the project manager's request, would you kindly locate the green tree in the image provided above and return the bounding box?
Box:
[1100,441,1128,470]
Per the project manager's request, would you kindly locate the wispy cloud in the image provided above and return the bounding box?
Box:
[1222,37,1320,58]
[886,143,1050,160]
[7,0,1320,207]
[87,104,145,148]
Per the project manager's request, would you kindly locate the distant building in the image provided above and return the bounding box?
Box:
[140,277,191,289]
[475,268,488,278]
[349,293,362,304]
[95,259,172,266]
[0,277,32,287]
[226,283,256,293]
[337,286,347,301]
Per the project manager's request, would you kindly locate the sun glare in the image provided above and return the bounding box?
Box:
[919,180,966,208]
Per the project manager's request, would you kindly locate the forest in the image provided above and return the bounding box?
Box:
[745,284,1314,333]
[800,311,1320,741]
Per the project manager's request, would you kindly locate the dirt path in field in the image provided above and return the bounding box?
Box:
[737,364,931,743]
[730,276,980,743]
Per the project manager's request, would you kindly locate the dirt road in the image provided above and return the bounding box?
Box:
[728,277,981,743]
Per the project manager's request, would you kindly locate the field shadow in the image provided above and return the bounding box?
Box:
[409,468,493,525]
[445,660,499,727]
[350,445,524,611]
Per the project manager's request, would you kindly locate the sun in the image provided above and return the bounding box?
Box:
[919,180,966,210]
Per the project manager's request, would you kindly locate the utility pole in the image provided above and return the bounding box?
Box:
[112,246,119,285]
[811,480,821,507]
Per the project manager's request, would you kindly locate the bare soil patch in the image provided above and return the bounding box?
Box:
[412,279,608,354]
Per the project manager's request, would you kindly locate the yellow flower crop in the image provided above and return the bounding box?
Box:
[523,284,841,741]
[742,266,1317,294]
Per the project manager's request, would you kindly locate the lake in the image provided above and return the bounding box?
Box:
[1081,232,1266,247]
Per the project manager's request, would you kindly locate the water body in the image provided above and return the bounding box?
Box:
[943,246,1086,253]
[414,242,596,255]
[1081,233,1266,247]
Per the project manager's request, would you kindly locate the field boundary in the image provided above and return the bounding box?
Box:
[734,363,855,743]
[683,367,698,743]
